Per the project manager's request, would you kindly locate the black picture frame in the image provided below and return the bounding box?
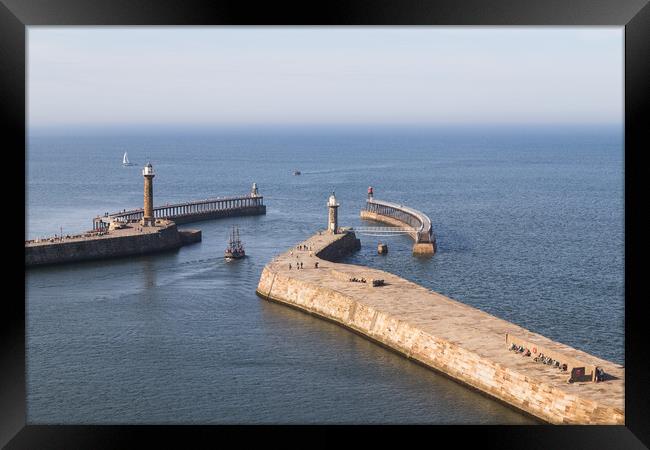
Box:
[4,0,649,447]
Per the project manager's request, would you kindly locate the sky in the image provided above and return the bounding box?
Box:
[28,27,623,129]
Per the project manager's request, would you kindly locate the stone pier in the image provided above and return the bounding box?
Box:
[256,230,624,424]
[25,220,201,267]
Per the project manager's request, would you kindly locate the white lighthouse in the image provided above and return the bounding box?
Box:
[327,192,339,234]
[251,182,259,197]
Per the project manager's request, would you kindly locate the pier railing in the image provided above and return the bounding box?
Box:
[362,198,433,244]
[352,226,416,236]
[93,194,264,230]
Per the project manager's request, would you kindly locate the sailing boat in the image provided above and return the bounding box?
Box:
[224,225,245,259]
[122,152,134,166]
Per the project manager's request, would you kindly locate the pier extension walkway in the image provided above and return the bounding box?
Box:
[360,198,436,255]
[93,192,265,231]
[256,230,624,424]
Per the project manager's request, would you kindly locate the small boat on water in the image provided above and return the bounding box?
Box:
[122,152,134,166]
[224,225,245,259]
[293,169,301,175]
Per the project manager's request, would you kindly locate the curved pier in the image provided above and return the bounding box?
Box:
[256,230,624,424]
[360,198,436,255]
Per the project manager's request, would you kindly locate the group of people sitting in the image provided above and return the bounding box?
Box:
[509,343,608,383]
[347,277,385,286]
[510,344,531,356]
[533,354,567,372]
[509,343,568,372]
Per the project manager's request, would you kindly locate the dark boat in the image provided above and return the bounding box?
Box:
[224,225,245,259]
[293,170,301,175]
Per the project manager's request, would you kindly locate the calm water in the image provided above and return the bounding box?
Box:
[25,126,624,424]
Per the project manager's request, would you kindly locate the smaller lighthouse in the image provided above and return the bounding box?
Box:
[327,192,339,234]
[142,162,155,227]
[251,182,259,197]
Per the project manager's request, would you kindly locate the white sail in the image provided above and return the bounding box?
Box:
[122,152,129,164]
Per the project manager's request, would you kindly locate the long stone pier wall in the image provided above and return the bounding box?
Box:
[256,230,624,424]
[25,221,196,267]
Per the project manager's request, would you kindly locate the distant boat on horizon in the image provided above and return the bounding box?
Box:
[293,169,301,175]
[122,152,134,166]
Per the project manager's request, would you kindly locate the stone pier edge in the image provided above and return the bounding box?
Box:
[256,281,548,423]
[255,231,623,425]
[256,270,554,423]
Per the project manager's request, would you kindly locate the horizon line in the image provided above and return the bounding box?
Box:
[29,121,624,131]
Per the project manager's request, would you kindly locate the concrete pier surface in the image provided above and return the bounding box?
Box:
[25,220,201,267]
[257,230,624,424]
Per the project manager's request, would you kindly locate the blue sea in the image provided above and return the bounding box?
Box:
[25,125,624,424]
